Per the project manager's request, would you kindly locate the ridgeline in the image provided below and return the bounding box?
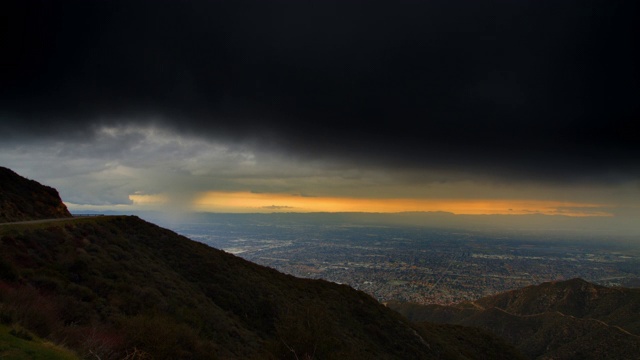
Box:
[0,167,523,359]
[0,167,71,223]
[5,166,638,359]
[389,278,640,360]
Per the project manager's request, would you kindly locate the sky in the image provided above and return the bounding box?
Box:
[1,1,639,228]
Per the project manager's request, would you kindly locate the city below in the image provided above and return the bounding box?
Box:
[155,213,640,305]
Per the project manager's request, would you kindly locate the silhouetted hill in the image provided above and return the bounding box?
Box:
[474,278,640,334]
[389,279,640,360]
[0,167,71,222]
[0,168,523,359]
[0,216,530,359]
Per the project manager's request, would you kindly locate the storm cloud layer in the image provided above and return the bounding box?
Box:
[2,0,639,183]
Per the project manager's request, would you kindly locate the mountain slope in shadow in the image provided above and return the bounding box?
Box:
[0,167,71,222]
[389,279,640,360]
[0,167,524,359]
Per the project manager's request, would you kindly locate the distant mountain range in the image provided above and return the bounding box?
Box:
[389,278,640,359]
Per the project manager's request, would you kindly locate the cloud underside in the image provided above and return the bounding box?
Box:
[0,1,638,222]
[2,0,638,184]
[0,124,636,217]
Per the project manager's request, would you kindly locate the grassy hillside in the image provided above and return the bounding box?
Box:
[0,167,71,222]
[0,215,523,359]
[389,279,640,360]
[0,323,78,360]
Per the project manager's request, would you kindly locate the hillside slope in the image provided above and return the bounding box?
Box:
[0,216,525,359]
[389,279,640,360]
[0,166,527,359]
[0,323,79,360]
[0,167,71,222]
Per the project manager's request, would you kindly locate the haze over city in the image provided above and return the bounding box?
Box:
[2,1,639,236]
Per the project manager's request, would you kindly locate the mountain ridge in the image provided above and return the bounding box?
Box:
[0,166,71,222]
[389,278,640,360]
[1,214,529,359]
[0,167,525,358]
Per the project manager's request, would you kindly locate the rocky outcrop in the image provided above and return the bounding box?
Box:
[0,167,71,222]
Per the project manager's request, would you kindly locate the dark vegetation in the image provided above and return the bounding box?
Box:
[0,167,71,222]
[2,166,638,359]
[389,279,640,360]
[0,323,78,360]
[0,166,526,359]
[0,216,527,359]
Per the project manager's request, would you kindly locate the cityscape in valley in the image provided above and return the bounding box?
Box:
[157,213,640,305]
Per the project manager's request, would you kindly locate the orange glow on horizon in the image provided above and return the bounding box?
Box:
[193,191,612,217]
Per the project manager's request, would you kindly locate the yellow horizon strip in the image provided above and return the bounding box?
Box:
[193,191,612,217]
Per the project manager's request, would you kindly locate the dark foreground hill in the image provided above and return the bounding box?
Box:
[0,216,527,359]
[0,167,524,359]
[0,166,71,222]
[389,279,640,360]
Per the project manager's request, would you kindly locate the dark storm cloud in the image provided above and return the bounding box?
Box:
[2,0,638,182]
